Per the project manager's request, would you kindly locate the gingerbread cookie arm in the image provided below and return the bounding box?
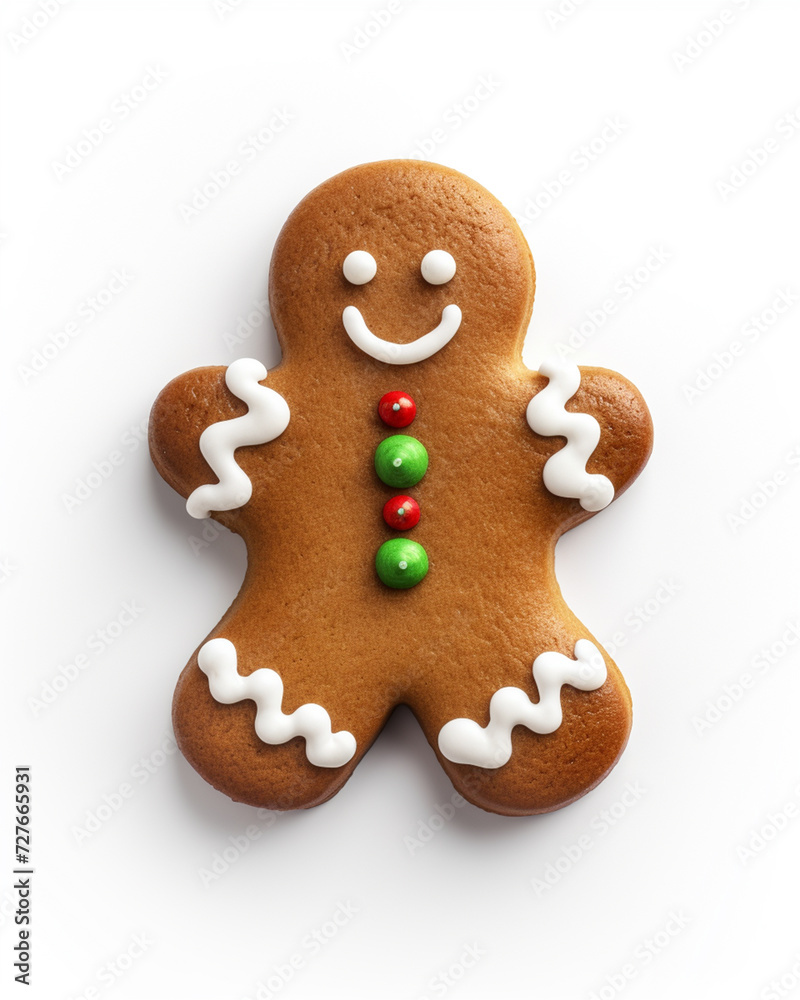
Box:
[571,365,653,503]
[527,358,653,517]
[149,360,290,517]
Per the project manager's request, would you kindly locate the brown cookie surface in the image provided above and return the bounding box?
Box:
[150,160,653,816]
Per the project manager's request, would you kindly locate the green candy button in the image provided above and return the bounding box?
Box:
[375,538,429,589]
[374,434,428,488]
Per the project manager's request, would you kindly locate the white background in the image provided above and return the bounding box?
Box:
[2,1,799,998]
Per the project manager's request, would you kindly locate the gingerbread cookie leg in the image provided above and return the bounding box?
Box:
[408,618,631,816]
[173,625,389,810]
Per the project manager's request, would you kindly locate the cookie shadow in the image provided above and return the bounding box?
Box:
[377,706,558,840]
[147,463,247,596]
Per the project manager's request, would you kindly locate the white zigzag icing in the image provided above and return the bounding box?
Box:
[437,640,607,768]
[526,357,614,512]
[197,638,357,768]
[186,358,290,519]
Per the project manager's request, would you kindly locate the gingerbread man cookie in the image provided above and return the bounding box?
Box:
[149,160,653,816]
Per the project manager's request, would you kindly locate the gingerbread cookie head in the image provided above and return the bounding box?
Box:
[268,160,535,370]
[150,159,653,817]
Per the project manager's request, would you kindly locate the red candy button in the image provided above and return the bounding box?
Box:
[382,495,421,531]
[378,391,416,428]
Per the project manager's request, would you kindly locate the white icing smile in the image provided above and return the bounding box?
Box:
[341,248,462,365]
[342,303,462,365]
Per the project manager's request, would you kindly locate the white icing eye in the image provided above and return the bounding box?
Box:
[343,250,377,285]
[421,249,456,285]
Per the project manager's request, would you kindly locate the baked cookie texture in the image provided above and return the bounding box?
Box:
[149,159,653,817]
